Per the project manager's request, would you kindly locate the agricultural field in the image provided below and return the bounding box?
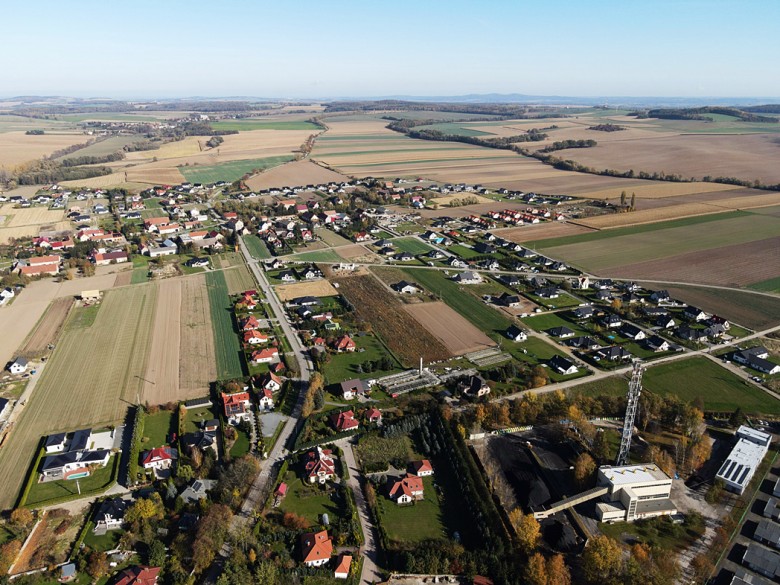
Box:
[224,265,256,295]
[0,300,50,369]
[498,222,595,244]
[19,297,74,359]
[0,130,88,167]
[0,204,65,228]
[244,160,345,191]
[544,213,780,273]
[242,235,272,259]
[179,275,217,394]
[179,155,295,184]
[749,277,780,294]
[141,280,181,405]
[317,229,354,247]
[397,268,513,337]
[292,249,344,263]
[56,135,144,160]
[275,279,338,301]
[333,274,450,365]
[404,302,496,356]
[569,357,780,415]
[0,284,157,511]
[205,271,244,380]
[210,120,321,131]
[392,238,433,255]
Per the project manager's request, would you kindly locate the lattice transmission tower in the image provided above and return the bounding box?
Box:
[616,361,644,467]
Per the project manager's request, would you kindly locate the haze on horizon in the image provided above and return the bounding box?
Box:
[3,0,779,99]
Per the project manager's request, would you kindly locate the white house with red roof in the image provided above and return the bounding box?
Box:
[304,446,336,484]
[411,460,433,476]
[330,410,359,432]
[222,392,251,424]
[257,388,274,411]
[258,372,281,392]
[365,408,382,423]
[140,447,177,470]
[388,473,424,504]
[300,530,332,567]
[251,348,279,364]
[334,554,352,579]
[112,566,161,585]
[239,315,261,331]
[243,330,267,345]
[333,335,356,353]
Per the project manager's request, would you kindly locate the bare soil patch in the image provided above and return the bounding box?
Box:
[604,236,780,287]
[0,301,50,369]
[575,181,742,200]
[0,131,87,168]
[141,280,181,404]
[113,271,132,287]
[275,279,339,301]
[21,297,74,358]
[179,275,217,394]
[245,160,346,191]
[499,222,595,243]
[404,302,496,356]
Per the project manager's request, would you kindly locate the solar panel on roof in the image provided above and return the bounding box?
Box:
[739,467,751,485]
[730,464,744,481]
[726,460,738,479]
[717,461,730,476]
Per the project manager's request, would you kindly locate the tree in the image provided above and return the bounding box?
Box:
[282,512,309,530]
[729,407,746,428]
[0,541,21,575]
[574,453,597,488]
[582,535,621,582]
[9,508,33,527]
[524,553,547,585]
[620,191,627,207]
[86,551,109,578]
[592,431,610,462]
[148,540,166,567]
[630,192,636,210]
[546,554,571,585]
[126,493,165,523]
[510,509,541,553]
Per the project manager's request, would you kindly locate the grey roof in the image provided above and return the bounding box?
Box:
[597,346,632,360]
[42,451,80,472]
[460,375,488,394]
[744,542,780,577]
[340,378,365,396]
[647,335,669,348]
[549,354,576,372]
[756,519,780,545]
[180,479,217,504]
[95,497,129,523]
[506,325,524,338]
[45,432,67,449]
[13,356,28,367]
[80,450,110,464]
[621,324,644,337]
[549,326,575,337]
[731,568,774,585]
[69,429,92,451]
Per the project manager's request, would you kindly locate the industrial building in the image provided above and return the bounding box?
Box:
[743,542,780,580]
[730,567,774,585]
[716,426,772,495]
[595,464,677,523]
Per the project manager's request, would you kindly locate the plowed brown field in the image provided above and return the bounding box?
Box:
[179,275,217,393]
[404,302,496,356]
[141,280,181,404]
[275,279,339,301]
[245,160,345,191]
[20,297,74,358]
[499,222,595,243]
[0,301,50,369]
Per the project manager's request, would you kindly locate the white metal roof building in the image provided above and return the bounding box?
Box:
[716,426,772,495]
[595,464,677,523]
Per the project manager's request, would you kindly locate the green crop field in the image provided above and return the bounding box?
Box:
[292,249,344,263]
[205,271,244,380]
[56,135,144,160]
[399,268,512,336]
[568,357,780,414]
[392,238,433,255]
[242,235,272,260]
[408,122,493,136]
[543,214,780,272]
[180,155,294,184]
[448,244,481,259]
[209,120,321,131]
[749,277,780,294]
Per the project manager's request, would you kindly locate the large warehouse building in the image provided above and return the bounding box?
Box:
[596,464,678,523]
[716,426,772,495]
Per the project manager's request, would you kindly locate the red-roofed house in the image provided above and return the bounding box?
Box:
[111,566,161,585]
[388,473,424,504]
[330,410,359,432]
[411,460,433,476]
[223,212,238,220]
[304,446,336,484]
[333,335,356,353]
[271,362,286,373]
[258,372,281,392]
[244,330,268,345]
[251,348,279,364]
[240,315,260,331]
[140,447,177,470]
[353,232,370,242]
[258,388,274,410]
[275,482,287,497]
[238,294,257,310]
[222,392,251,424]
[91,251,128,266]
[334,554,352,579]
[365,408,382,423]
[301,530,332,567]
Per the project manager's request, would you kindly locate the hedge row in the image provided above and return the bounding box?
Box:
[17,437,47,508]
[126,406,145,485]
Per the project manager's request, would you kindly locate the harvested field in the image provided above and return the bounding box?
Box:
[711,192,780,210]
[574,181,742,200]
[605,236,780,287]
[224,265,256,295]
[431,193,495,206]
[20,297,74,358]
[0,205,65,227]
[404,302,496,356]
[179,275,217,393]
[0,301,50,369]
[335,245,380,263]
[133,136,202,159]
[0,222,68,244]
[545,214,780,272]
[275,279,338,301]
[0,131,87,167]
[498,222,595,243]
[59,172,128,188]
[141,280,181,404]
[245,160,346,191]
[643,285,780,331]
[12,274,120,307]
[125,168,185,185]
[0,285,157,511]
[113,271,132,287]
[318,229,353,247]
[573,203,725,229]
[334,275,450,365]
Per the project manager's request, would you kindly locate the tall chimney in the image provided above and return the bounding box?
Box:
[420,357,423,375]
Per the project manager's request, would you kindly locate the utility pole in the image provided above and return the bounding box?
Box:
[616,361,643,467]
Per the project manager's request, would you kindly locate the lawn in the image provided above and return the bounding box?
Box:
[292,249,344,263]
[569,357,780,414]
[448,244,481,259]
[243,235,272,260]
[598,513,706,553]
[322,334,402,384]
[82,527,123,552]
[318,229,354,247]
[520,312,589,336]
[378,476,448,543]
[180,155,294,184]
[205,271,245,379]
[277,472,341,525]
[26,456,116,506]
[130,268,149,284]
[392,238,433,255]
[525,291,582,309]
[505,336,588,382]
[210,120,322,131]
[183,404,217,433]
[356,435,412,470]
[143,410,174,448]
[229,427,251,458]
[399,268,512,336]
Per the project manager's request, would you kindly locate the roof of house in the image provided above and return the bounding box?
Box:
[95,497,129,523]
[621,323,644,337]
[179,479,217,504]
[460,375,488,394]
[301,530,333,564]
[140,447,177,465]
[304,446,336,479]
[549,354,576,371]
[45,432,66,449]
[334,554,352,576]
[549,326,575,337]
[366,408,381,420]
[339,378,365,396]
[412,460,433,474]
[330,410,358,431]
[112,566,161,585]
[389,473,424,499]
[70,429,92,451]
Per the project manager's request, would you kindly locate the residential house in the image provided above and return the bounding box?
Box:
[705,324,727,339]
[339,378,365,400]
[258,388,274,410]
[388,473,425,504]
[651,290,670,302]
[656,315,676,329]
[45,433,67,453]
[595,346,632,362]
[41,450,111,479]
[601,314,623,329]
[453,271,482,284]
[594,279,614,290]
[536,287,559,299]
[392,281,419,294]
[458,375,491,397]
[621,323,646,341]
[251,347,279,364]
[140,447,177,471]
[496,292,522,307]
[333,335,356,352]
[186,257,209,268]
[549,355,579,375]
[301,531,333,567]
[93,497,129,531]
[506,325,527,342]
[91,251,128,266]
[499,274,521,287]
[304,446,336,484]
[8,356,28,374]
[111,566,161,585]
[240,315,261,331]
[677,325,708,342]
[595,289,613,301]
[330,410,359,432]
[411,460,433,476]
[574,306,595,319]
[181,430,216,456]
[279,270,297,282]
[243,330,268,345]
[684,306,708,321]
[334,555,352,580]
[474,242,496,254]
[644,307,669,317]
[734,347,780,375]
[365,408,382,423]
[566,336,601,351]
[646,336,670,352]
[549,326,576,339]
[222,392,252,424]
[258,372,281,392]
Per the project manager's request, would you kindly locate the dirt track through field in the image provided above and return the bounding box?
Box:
[141,280,181,404]
[179,275,217,394]
[20,297,74,358]
[403,302,496,356]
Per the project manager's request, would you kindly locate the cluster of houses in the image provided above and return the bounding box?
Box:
[13,254,61,276]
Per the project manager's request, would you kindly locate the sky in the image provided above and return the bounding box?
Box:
[2,0,779,99]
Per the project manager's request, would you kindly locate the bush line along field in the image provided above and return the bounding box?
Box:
[205,271,245,379]
[0,285,158,511]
